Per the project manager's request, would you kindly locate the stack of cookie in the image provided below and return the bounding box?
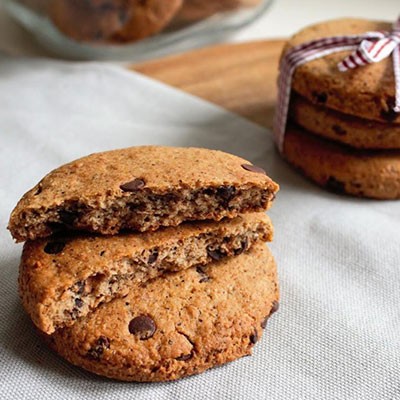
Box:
[8,146,280,382]
[279,18,400,199]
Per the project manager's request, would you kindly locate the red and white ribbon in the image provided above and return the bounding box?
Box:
[273,17,400,152]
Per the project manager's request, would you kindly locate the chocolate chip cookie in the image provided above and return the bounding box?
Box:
[290,94,400,150]
[45,243,279,381]
[283,123,400,199]
[20,213,273,334]
[50,0,183,43]
[8,146,278,242]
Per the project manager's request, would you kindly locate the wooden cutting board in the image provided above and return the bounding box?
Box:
[131,39,285,129]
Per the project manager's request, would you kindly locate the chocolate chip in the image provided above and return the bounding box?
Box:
[312,91,327,104]
[380,96,398,122]
[241,164,266,175]
[176,353,193,361]
[381,108,398,121]
[120,178,145,192]
[34,185,42,195]
[325,176,346,194]
[148,250,158,265]
[86,347,103,360]
[216,186,236,201]
[196,266,210,283]
[270,301,279,315]
[86,336,110,360]
[203,188,214,196]
[261,301,279,329]
[234,238,248,256]
[97,336,110,348]
[58,210,78,225]
[332,124,347,136]
[47,222,65,234]
[44,241,65,254]
[234,247,244,256]
[100,250,106,256]
[128,315,156,340]
[75,298,84,308]
[250,330,258,344]
[261,317,269,329]
[74,281,85,295]
[206,246,226,261]
[70,308,79,320]
[351,181,362,188]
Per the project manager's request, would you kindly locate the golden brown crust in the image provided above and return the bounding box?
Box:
[283,123,400,199]
[8,146,279,242]
[50,0,183,43]
[290,94,400,149]
[19,213,273,334]
[284,18,399,124]
[46,244,279,382]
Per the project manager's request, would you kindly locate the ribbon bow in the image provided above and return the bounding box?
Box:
[273,17,400,152]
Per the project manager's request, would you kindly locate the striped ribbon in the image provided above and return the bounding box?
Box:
[273,17,400,152]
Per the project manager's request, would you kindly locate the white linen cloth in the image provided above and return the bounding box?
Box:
[0,56,399,400]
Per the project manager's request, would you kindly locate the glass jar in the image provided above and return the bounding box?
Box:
[5,0,273,61]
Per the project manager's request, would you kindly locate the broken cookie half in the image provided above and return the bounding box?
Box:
[8,146,278,242]
[19,213,273,334]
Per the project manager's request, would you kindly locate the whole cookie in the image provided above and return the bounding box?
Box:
[283,123,400,199]
[8,146,278,242]
[50,0,183,43]
[46,244,279,382]
[284,19,399,124]
[290,94,400,149]
[19,213,273,334]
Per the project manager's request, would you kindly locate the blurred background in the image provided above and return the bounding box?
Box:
[0,0,398,61]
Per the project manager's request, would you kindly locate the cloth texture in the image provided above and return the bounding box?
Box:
[0,56,399,400]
